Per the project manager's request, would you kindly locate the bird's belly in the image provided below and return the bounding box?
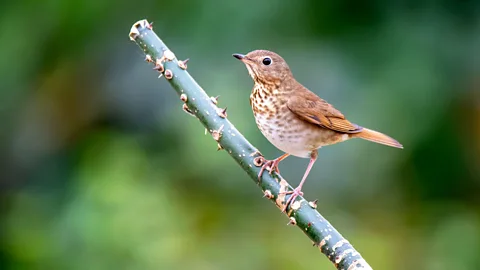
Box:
[254,112,347,158]
[264,130,313,158]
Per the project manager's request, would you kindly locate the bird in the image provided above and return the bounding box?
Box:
[233,50,403,212]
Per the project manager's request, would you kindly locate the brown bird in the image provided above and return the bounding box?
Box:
[233,50,402,211]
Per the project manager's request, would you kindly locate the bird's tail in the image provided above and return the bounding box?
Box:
[351,127,403,149]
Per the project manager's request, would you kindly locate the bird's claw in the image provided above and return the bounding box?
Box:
[257,159,281,182]
[280,187,304,213]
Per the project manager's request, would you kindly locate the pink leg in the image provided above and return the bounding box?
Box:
[282,150,318,212]
[258,153,290,181]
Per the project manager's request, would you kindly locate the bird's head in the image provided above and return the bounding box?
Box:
[233,50,292,85]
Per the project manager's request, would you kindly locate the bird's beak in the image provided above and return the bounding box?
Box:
[232,53,245,60]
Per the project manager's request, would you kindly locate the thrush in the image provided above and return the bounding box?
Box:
[233,50,403,211]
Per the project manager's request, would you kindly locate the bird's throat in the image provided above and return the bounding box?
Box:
[252,82,275,99]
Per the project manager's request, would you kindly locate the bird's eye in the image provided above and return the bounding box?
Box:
[262,57,272,66]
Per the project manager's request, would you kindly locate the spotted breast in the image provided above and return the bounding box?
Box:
[250,83,347,158]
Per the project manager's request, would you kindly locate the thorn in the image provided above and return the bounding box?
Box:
[158,73,163,78]
[216,143,224,151]
[211,125,224,141]
[309,199,318,209]
[205,128,208,135]
[210,95,219,105]
[312,242,320,247]
[217,107,227,118]
[144,54,153,62]
[263,190,273,199]
[178,58,189,70]
[180,94,188,102]
[287,217,297,226]
[165,69,173,80]
[253,156,265,167]
[182,104,195,117]
[163,50,176,61]
[146,21,153,30]
[153,62,164,73]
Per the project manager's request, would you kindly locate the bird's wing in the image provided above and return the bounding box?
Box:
[287,88,362,133]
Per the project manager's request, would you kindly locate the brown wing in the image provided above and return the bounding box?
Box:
[287,88,362,133]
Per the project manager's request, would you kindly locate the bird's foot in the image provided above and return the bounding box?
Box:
[257,159,281,181]
[280,187,304,213]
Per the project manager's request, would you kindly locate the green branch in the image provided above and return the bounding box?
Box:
[129,19,373,270]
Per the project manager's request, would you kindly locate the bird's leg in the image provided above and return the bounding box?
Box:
[281,150,318,212]
[258,153,290,181]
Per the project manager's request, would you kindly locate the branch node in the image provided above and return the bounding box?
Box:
[217,107,227,118]
[163,50,176,61]
[309,199,318,209]
[288,217,297,226]
[263,189,273,199]
[153,60,165,73]
[146,21,153,30]
[210,95,219,105]
[144,54,153,63]
[165,69,173,80]
[253,156,265,167]
[180,94,188,102]
[182,104,195,117]
[178,58,189,70]
[211,125,224,141]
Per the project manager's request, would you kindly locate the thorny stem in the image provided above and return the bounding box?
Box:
[129,19,373,270]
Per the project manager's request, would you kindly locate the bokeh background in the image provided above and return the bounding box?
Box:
[1,0,479,269]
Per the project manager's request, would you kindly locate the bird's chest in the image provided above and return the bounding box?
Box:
[249,85,317,157]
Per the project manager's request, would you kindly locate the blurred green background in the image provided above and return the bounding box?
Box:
[1,0,479,269]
